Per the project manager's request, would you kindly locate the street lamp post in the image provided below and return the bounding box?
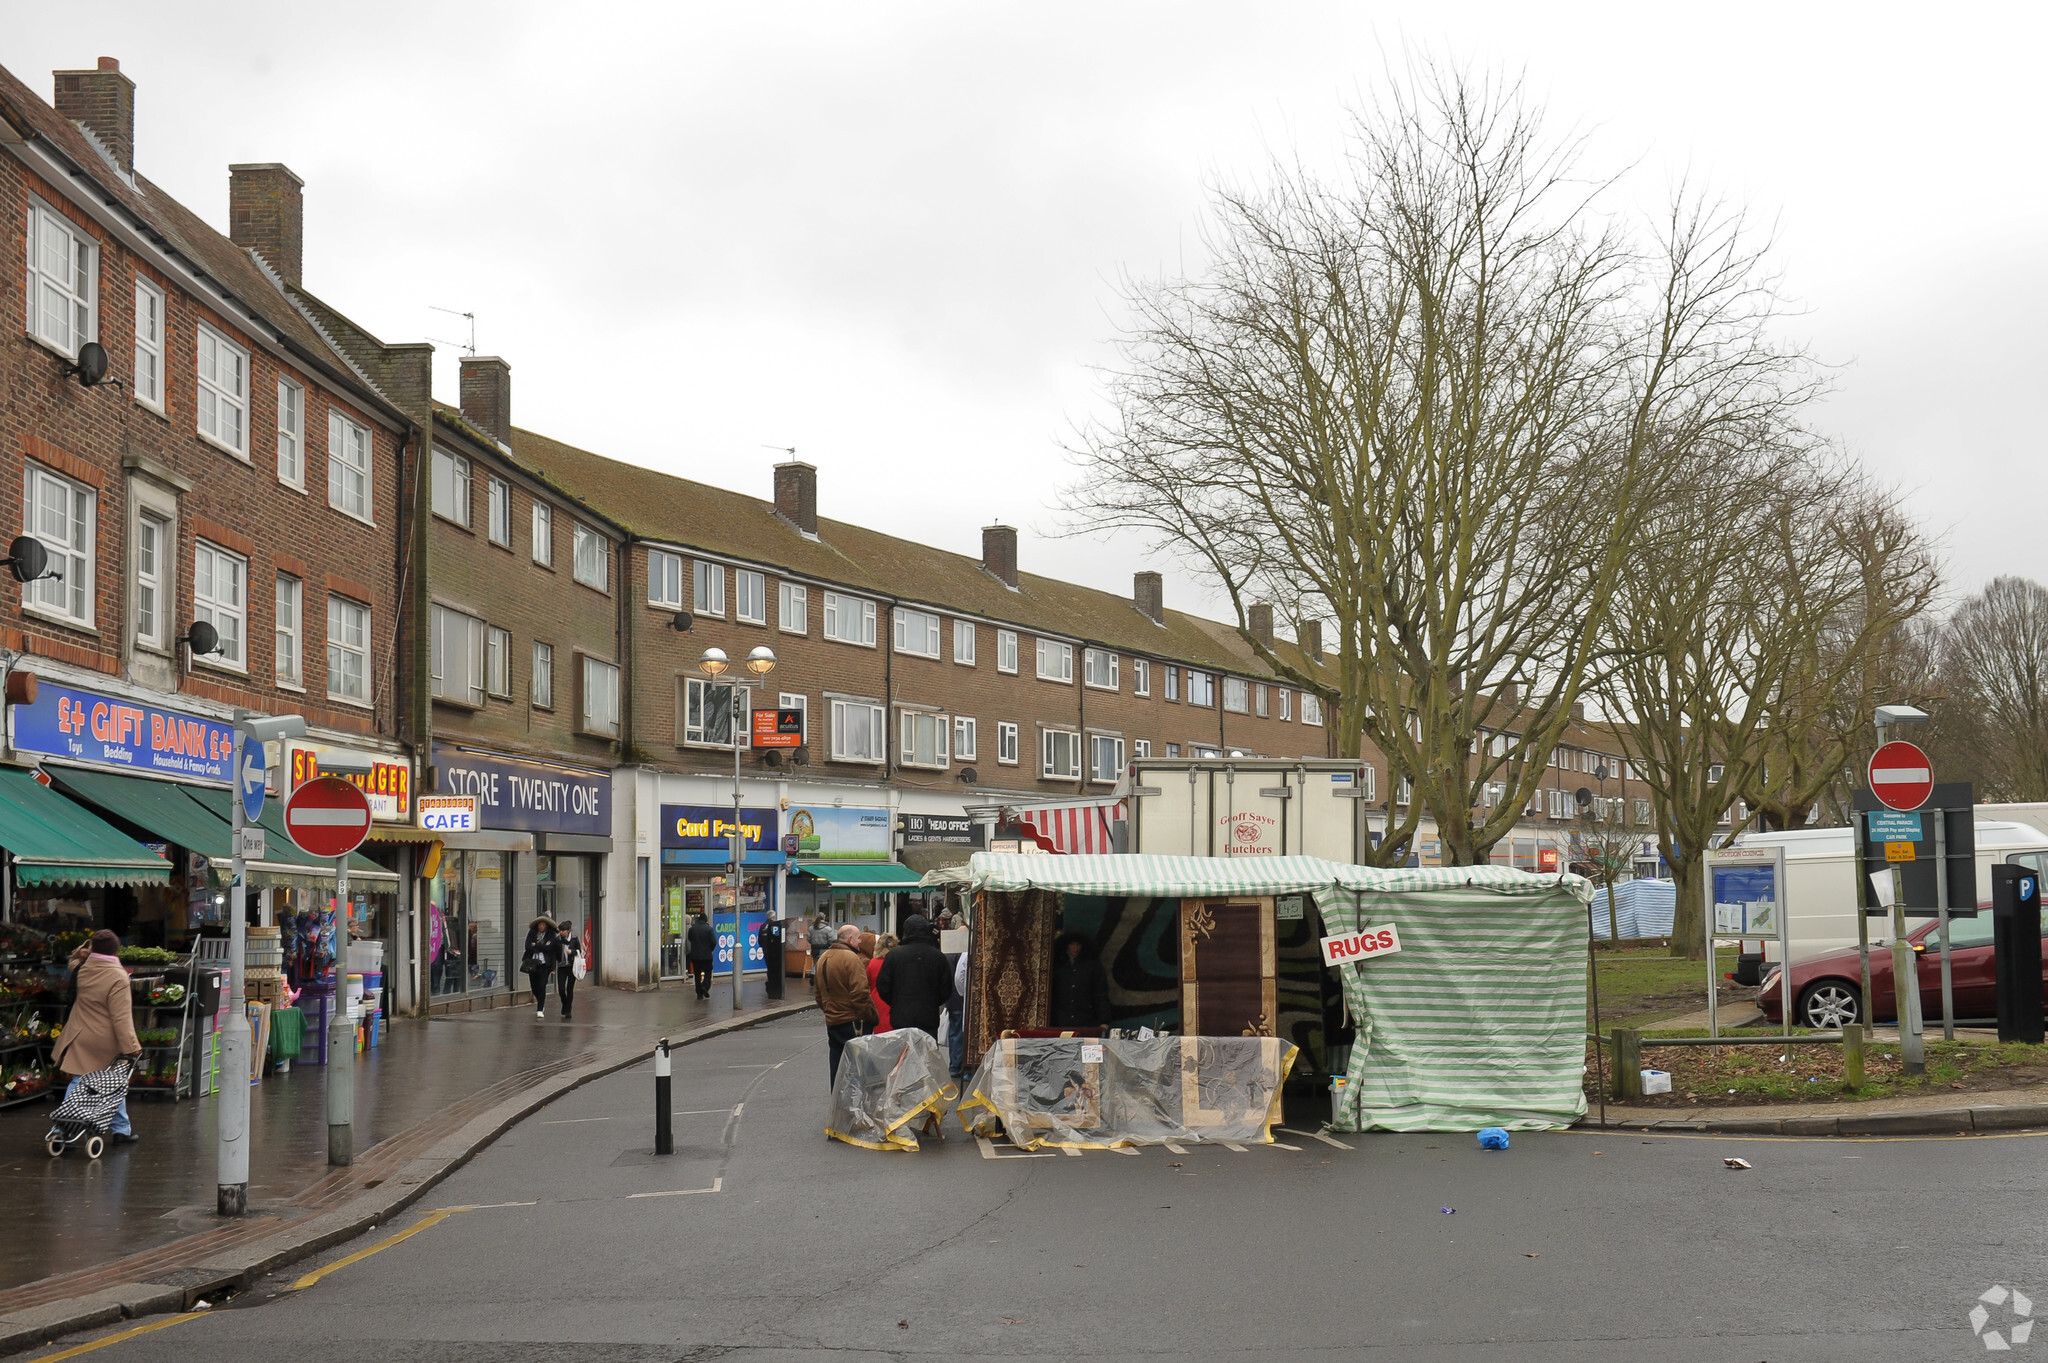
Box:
[700,645,776,1013]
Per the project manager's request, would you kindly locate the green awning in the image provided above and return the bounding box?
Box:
[0,768,172,888]
[797,861,927,891]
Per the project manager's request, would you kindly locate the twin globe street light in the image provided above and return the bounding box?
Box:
[699,645,776,1011]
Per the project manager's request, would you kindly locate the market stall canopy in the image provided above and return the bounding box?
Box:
[930,852,1349,898]
[0,767,172,888]
[1011,802,1123,855]
[797,861,925,891]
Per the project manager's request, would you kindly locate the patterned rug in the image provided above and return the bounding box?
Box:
[965,888,1059,1065]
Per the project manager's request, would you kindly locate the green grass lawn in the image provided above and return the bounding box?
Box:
[1587,1033,2048,1104]
[1588,944,1740,1034]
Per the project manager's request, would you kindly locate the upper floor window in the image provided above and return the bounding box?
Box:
[1035,638,1074,683]
[997,630,1018,674]
[823,592,876,646]
[778,581,807,634]
[893,607,941,658]
[531,502,553,565]
[192,541,247,669]
[1041,728,1081,780]
[572,525,608,591]
[531,641,555,709]
[21,465,93,626]
[997,721,1020,765]
[830,698,886,762]
[899,710,949,769]
[274,575,301,687]
[954,715,978,761]
[1302,693,1325,726]
[276,379,304,488]
[27,201,96,358]
[581,656,620,737]
[1186,670,1215,707]
[1165,666,1179,702]
[1089,734,1125,784]
[487,477,511,546]
[486,626,512,699]
[1083,648,1118,690]
[1278,688,1291,721]
[1133,739,1152,759]
[328,596,370,702]
[954,620,976,666]
[692,558,723,615]
[1133,659,1150,696]
[735,570,766,624]
[1254,683,1268,718]
[647,550,684,610]
[328,411,371,520]
[684,677,747,748]
[431,449,471,525]
[133,279,164,410]
[196,325,249,457]
[1222,677,1249,713]
[133,512,166,650]
[430,603,486,706]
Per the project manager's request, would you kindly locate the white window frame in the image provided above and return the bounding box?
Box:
[1035,637,1074,683]
[692,558,724,615]
[486,625,512,699]
[1279,688,1291,721]
[1222,677,1249,713]
[195,324,250,458]
[1165,666,1179,702]
[580,655,621,737]
[531,641,555,709]
[1254,683,1269,718]
[997,630,1018,674]
[1040,728,1081,780]
[276,377,304,489]
[327,595,370,704]
[735,569,766,625]
[893,607,941,658]
[274,574,302,687]
[132,510,166,650]
[647,550,684,610]
[1186,670,1214,708]
[829,697,887,763]
[327,410,372,522]
[431,448,471,526]
[778,692,808,745]
[1083,648,1119,690]
[823,592,877,647]
[953,715,977,761]
[1166,743,1181,758]
[684,677,750,749]
[192,540,248,670]
[1301,693,1324,726]
[26,199,96,358]
[1363,765,1378,801]
[573,525,609,592]
[898,709,950,769]
[431,603,487,707]
[1089,734,1125,784]
[1133,659,1150,697]
[487,476,512,546]
[133,278,164,411]
[1134,739,1152,759]
[531,502,553,565]
[954,620,976,666]
[778,581,807,635]
[996,721,1020,766]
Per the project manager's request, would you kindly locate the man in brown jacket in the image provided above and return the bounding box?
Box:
[53,929,141,1142]
[812,924,875,1088]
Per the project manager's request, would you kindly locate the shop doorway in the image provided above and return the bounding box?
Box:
[537,854,596,983]
[660,870,773,980]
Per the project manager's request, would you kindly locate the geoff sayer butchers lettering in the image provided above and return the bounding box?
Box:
[443,767,602,817]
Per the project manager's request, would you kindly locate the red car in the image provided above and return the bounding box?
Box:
[1757,912,2046,1029]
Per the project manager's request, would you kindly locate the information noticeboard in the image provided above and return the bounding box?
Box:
[1703,844,1792,1037]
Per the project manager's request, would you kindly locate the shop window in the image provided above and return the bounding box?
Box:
[954,715,977,761]
[1035,638,1074,683]
[428,849,509,997]
[22,465,94,627]
[531,502,553,565]
[1084,648,1118,690]
[431,448,471,525]
[997,721,1019,765]
[486,626,512,699]
[431,604,486,706]
[487,476,511,546]
[824,592,876,646]
[573,525,609,591]
[778,581,807,634]
[277,378,304,488]
[327,596,370,702]
[27,200,96,358]
[132,512,167,650]
[532,641,555,709]
[899,710,949,768]
[275,575,302,686]
[328,410,372,521]
[684,677,749,748]
[894,607,941,658]
[134,278,164,411]
[193,540,247,669]
[648,550,684,609]
[1222,677,1249,713]
[580,655,621,737]
[954,619,976,665]
[997,629,1018,674]
[735,569,765,624]
[830,698,886,762]
[1089,734,1124,784]
[1041,729,1081,779]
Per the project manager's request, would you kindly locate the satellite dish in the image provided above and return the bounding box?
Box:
[67,342,110,387]
[957,767,980,784]
[667,610,694,633]
[789,745,810,767]
[1594,764,1609,781]
[184,620,222,656]
[6,536,50,583]
[1573,786,1593,809]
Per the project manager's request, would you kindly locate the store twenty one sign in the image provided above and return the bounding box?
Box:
[431,743,609,836]
[10,680,234,782]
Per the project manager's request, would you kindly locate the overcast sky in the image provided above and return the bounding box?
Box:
[11,3,2042,623]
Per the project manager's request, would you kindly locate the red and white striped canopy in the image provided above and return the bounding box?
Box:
[1013,803,1124,855]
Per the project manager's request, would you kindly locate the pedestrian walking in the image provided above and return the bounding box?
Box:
[52,930,139,1145]
[875,914,953,1040]
[521,917,558,1017]
[864,933,898,1033]
[684,913,717,999]
[812,924,876,1087]
[1049,930,1111,1028]
[554,920,584,1019]
[805,914,835,980]
[946,945,969,1082]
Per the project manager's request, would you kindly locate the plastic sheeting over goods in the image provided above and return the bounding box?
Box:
[826,1030,958,1151]
[958,1034,1297,1150]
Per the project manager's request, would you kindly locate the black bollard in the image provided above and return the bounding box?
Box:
[654,1037,673,1155]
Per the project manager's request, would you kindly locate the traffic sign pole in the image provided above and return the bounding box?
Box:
[329,851,352,1165]
[218,726,252,1216]
[1936,812,1954,1042]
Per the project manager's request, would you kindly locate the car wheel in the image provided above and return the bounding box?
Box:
[1798,980,1861,1030]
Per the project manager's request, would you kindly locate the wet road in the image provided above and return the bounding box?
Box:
[23,1011,2048,1361]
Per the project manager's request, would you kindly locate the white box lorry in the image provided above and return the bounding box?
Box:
[1126,758,1377,861]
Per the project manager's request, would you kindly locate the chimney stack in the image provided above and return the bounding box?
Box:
[458,356,513,445]
[229,163,305,286]
[981,524,1018,589]
[1133,571,1164,625]
[774,461,818,535]
[54,58,135,177]
[1571,701,1586,723]
[1248,603,1274,648]
[1299,619,1323,661]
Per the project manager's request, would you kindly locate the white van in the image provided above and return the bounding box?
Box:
[1736,820,2048,965]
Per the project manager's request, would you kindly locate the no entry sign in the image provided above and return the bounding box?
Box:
[1868,740,1934,812]
[285,776,373,858]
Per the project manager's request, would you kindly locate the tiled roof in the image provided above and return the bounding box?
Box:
[0,63,390,415]
[509,426,1329,683]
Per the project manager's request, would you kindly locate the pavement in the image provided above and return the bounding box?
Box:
[19,1010,2048,1361]
[0,977,816,1356]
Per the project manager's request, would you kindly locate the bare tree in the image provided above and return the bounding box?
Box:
[1926,577,2048,801]
[1065,60,1816,865]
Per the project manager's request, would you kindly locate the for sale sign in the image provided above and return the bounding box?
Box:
[1319,923,1403,967]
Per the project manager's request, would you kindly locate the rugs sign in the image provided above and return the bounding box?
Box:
[1320,924,1403,967]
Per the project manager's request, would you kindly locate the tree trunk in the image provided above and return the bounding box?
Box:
[1669,855,1706,961]
[1607,882,1620,946]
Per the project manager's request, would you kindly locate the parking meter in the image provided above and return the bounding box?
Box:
[1990,865,2043,1044]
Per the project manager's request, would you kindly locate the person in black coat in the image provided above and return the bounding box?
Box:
[1048,930,1110,1029]
[685,913,718,999]
[521,917,558,1018]
[875,914,953,1039]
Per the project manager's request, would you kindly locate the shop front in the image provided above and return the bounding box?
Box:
[781,803,922,934]
[428,745,612,1012]
[659,804,780,981]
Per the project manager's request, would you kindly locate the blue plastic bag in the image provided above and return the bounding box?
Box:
[1477,1127,1510,1150]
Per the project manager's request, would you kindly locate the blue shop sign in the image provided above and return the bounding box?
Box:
[11,681,234,783]
[662,804,783,865]
[431,744,610,837]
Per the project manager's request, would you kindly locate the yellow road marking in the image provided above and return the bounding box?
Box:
[33,1312,202,1360]
[292,1208,459,1290]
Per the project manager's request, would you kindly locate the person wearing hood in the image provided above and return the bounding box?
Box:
[52,930,140,1144]
[685,913,718,999]
[875,914,953,1040]
[521,917,558,1018]
[1049,930,1111,1029]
